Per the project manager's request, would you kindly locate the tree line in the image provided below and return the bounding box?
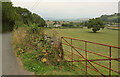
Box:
[100,13,120,24]
[2,2,46,32]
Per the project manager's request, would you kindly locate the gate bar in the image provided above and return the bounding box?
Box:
[62,37,120,49]
[62,38,104,76]
[62,43,111,59]
[64,49,119,62]
[61,37,120,76]
[64,54,119,74]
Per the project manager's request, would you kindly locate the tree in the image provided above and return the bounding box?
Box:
[2,2,16,32]
[53,21,57,25]
[101,15,108,22]
[14,7,46,27]
[62,23,74,27]
[84,21,88,26]
[88,18,104,33]
[69,22,73,25]
[58,21,60,25]
[2,2,46,32]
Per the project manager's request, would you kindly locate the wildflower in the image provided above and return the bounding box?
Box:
[18,48,21,50]
[57,58,61,61]
[45,53,48,55]
[56,45,58,48]
[42,50,46,52]
[59,66,62,69]
[41,58,47,62]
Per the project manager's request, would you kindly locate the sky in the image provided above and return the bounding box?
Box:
[11,0,119,19]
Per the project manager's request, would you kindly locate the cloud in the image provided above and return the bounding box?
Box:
[11,0,119,2]
[12,1,118,18]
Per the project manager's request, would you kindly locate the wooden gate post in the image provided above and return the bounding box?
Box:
[61,37,64,60]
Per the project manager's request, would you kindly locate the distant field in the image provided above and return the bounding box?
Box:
[46,27,118,46]
[45,27,119,75]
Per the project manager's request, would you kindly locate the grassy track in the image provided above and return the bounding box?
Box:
[45,27,119,75]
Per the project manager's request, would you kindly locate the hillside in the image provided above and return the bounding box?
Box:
[44,17,89,22]
[2,2,46,33]
[100,13,120,23]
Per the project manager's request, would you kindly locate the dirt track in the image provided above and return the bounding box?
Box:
[2,32,33,75]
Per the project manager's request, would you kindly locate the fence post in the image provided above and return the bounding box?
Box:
[109,46,111,77]
[71,39,73,66]
[85,41,87,76]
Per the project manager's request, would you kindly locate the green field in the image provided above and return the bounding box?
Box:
[46,27,118,46]
[45,27,119,75]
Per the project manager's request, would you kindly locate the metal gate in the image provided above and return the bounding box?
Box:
[61,36,120,76]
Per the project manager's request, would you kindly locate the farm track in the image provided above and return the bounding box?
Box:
[2,32,34,75]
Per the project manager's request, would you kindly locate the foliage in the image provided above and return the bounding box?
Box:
[14,6,46,27]
[62,23,74,27]
[88,18,104,33]
[100,13,120,23]
[2,2,46,32]
[61,21,87,28]
[53,21,57,25]
[12,26,79,75]
[21,50,76,75]
[2,2,16,32]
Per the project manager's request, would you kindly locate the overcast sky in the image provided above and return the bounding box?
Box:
[11,0,119,19]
